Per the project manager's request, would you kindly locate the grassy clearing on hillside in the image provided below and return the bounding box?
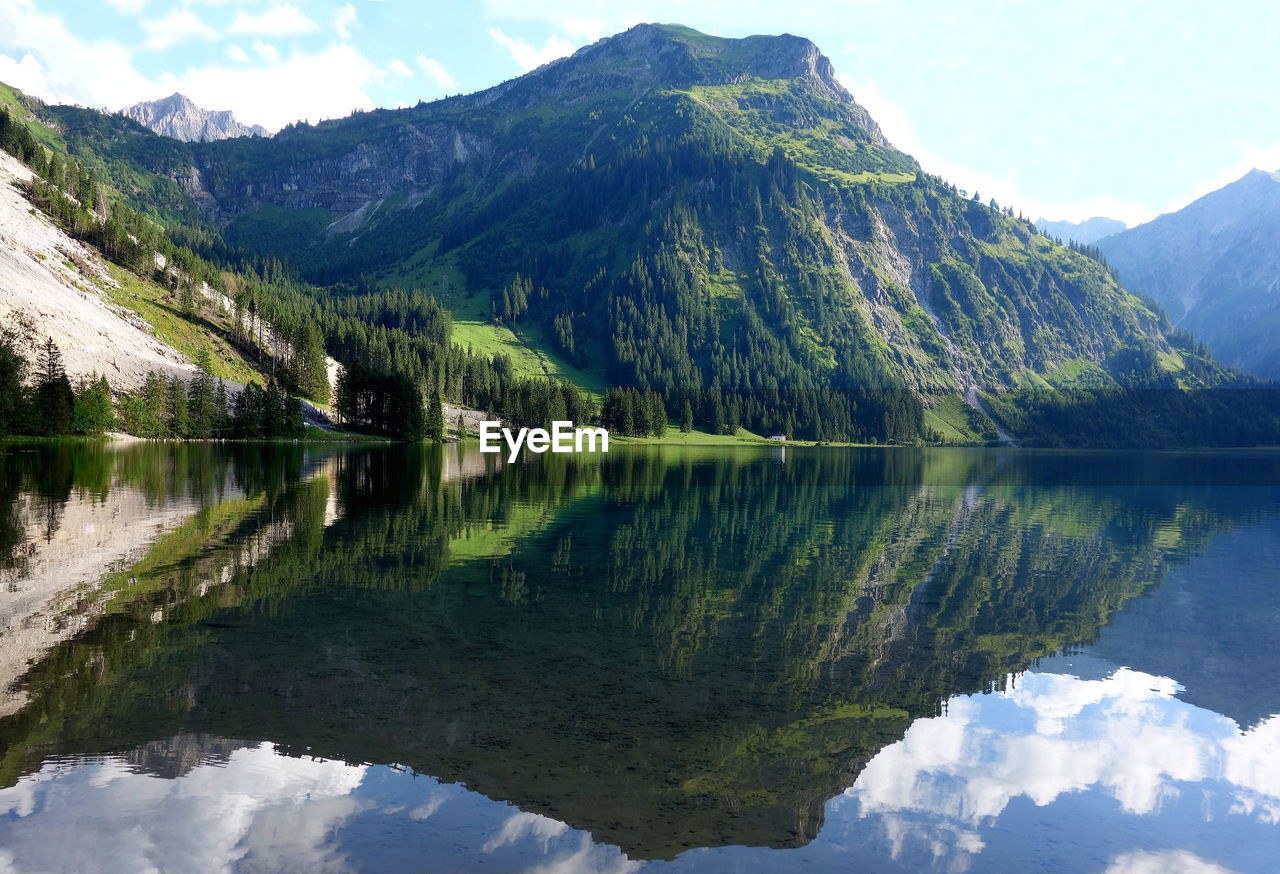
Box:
[680,81,917,184]
[922,396,984,443]
[1013,358,1112,392]
[410,264,608,393]
[102,264,263,386]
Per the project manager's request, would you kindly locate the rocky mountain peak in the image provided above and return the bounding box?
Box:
[121,93,268,142]
[489,23,888,145]
[574,23,845,93]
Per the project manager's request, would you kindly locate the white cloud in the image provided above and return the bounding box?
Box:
[104,0,147,13]
[480,1,644,42]
[489,26,577,71]
[407,791,447,820]
[252,40,280,63]
[333,3,357,41]
[225,44,251,64]
[0,0,154,108]
[526,833,643,874]
[0,1,384,131]
[159,42,385,130]
[547,16,611,42]
[386,58,412,78]
[228,3,319,37]
[835,72,1153,226]
[414,54,456,90]
[140,9,219,51]
[0,52,48,96]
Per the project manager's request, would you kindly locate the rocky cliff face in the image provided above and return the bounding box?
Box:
[1098,169,1280,379]
[181,24,896,223]
[192,121,510,219]
[121,93,268,142]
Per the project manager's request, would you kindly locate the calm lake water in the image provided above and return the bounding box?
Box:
[0,442,1278,873]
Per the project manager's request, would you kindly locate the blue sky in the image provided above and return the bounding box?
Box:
[2,0,1279,225]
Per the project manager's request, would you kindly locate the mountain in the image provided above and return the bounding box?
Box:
[4,24,1278,446]
[1035,215,1126,244]
[1097,169,1280,379]
[119,93,267,142]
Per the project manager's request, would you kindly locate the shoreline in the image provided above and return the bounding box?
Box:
[5,435,1279,452]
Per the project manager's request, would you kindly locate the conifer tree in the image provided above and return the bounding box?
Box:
[426,382,445,442]
[32,338,74,436]
[647,391,666,437]
[214,380,231,437]
[165,377,189,438]
[189,350,216,438]
[0,322,27,436]
[72,375,115,435]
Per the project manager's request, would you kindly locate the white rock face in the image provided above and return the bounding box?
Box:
[0,151,195,389]
[120,93,268,142]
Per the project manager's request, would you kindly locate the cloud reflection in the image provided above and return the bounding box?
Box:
[0,742,639,874]
[1105,849,1236,874]
[845,668,1280,868]
[0,743,367,874]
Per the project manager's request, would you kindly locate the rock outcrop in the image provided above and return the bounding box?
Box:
[121,93,268,142]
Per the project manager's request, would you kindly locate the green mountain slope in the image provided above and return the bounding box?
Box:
[10,24,1278,445]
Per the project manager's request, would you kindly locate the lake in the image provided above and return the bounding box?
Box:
[0,442,1278,872]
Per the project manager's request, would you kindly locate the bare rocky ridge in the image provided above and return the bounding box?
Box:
[121,93,268,143]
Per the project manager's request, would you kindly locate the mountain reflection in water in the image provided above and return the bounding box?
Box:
[0,442,1277,872]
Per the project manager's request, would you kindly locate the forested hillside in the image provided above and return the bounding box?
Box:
[0,96,594,442]
[2,25,1277,446]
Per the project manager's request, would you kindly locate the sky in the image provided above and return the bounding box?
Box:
[2,0,1279,225]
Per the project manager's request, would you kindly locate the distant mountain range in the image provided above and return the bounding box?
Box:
[119,93,267,142]
[1098,169,1280,379]
[1035,216,1127,244]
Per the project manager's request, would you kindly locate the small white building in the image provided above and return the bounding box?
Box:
[768,434,787,442]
